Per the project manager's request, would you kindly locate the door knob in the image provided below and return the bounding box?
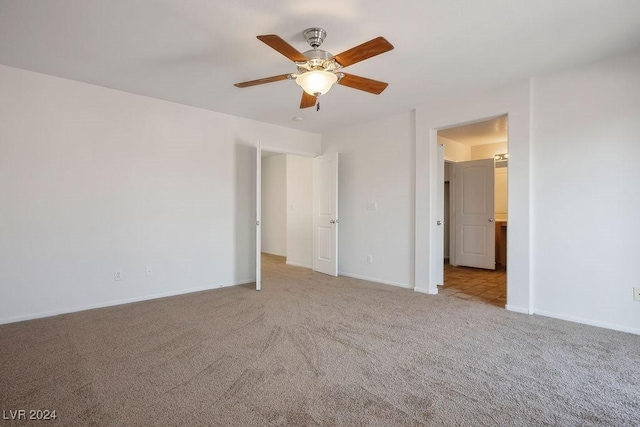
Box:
[330,220,336,224]
[488,218,494,223]
[437,220,442,225]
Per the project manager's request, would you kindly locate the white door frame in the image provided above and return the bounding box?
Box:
[426,114,510,296]
[433,144,445,286]
[255,139,261,291]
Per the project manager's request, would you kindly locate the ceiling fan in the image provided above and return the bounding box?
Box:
[234,28,394,109]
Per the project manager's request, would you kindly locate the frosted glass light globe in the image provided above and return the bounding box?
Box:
[295,71,338,96]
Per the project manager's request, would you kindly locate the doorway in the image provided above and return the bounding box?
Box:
[260,150,314,272]
[257,148,339,289]
[437,115,509,307]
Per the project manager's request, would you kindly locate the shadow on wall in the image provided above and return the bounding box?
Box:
[234,140,255,284]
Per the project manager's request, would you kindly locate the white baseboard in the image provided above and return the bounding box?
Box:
[0,280,251,326]
[338,271,411,289]
[534,309,640,335]
[505,304,531,314]
[285,261,312,269]
[414,286,438,295]
[261,250,286,257]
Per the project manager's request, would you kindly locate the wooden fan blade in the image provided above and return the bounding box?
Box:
[338,73,389,94]
[234,74,290,88]
[333,37,394,67]
[257,35,308,62]
[300,91,317,109]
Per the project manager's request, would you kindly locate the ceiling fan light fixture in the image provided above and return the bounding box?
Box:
[295,70,338,96]
[235,30,394,108]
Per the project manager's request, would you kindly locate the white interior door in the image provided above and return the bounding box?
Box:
[255,140,261,290]
[433,144,445,287]
[313,153,338,276]
[454,158,495,270]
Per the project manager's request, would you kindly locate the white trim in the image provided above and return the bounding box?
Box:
[528,77,535,315]
[505,304,531,314]
[414,286,438,295]
[338,271,411,289]
[0,280,251,326]
[262,250,286,257]
[534,309,640,336]
[231,278,255,287]
[286,261,312,269]
[256,138,261,291]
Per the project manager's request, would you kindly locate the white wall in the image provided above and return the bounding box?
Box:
[470,141,508,160]
[322,111,415,288]
[530,52,640,333]
[0,65,320,324]
[444,181,450,259]
[494,168,508,221]
[438,136,470,161]
[286,155,313,269]
[320,50,640,334]
[261,154,287,256]
[320,51,639,334]
[3,50,639,335]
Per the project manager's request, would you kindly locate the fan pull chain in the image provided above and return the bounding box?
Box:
[316,102,320,112]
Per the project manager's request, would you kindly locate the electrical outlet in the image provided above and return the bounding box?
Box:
[367,254,373,264]
[634,287,640,301]
[114,270,122,281]
[146,266,152,276]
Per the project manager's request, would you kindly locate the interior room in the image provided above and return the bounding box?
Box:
[1,1,639,425]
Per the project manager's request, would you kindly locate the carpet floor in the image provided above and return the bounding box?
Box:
[1,254,639,426]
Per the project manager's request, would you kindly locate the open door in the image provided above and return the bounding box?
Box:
[255,140,261,290]
[313,153,338,276]
[454,158,495,269]
[433,144,445,287]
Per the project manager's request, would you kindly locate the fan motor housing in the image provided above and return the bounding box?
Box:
[303,27,327,48]
[303,49,332,61]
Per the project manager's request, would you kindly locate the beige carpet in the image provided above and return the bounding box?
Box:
[1,254,639,426]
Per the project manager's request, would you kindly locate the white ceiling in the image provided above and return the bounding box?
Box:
[439,115,508,146]
[1,0,640,134]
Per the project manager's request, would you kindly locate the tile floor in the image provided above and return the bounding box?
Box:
[439,262,506,308]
